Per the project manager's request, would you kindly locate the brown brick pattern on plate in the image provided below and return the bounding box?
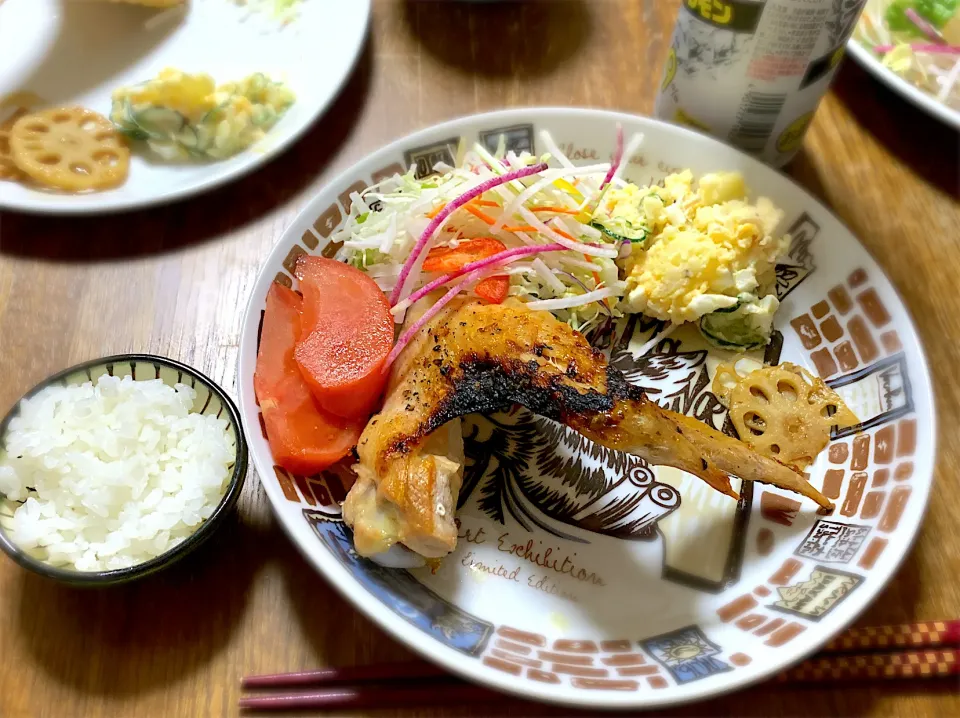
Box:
[528,668,560,684]
[840,472,867,516]
[757,527,774,555]
[648,676,668,689]
[717,594,758,622]
[537,651,592,665]
[617,665,659,677]
[337,181,368,213]
[754,585,771,597]
[894,463,913,481]
[570,677,638,690]
[730,653,752,666]
[282,244,307,276]
[766,622,806,647]
[312,203,342,238]
[874,426,895,464]
[872,468,889,487]
[879,486,911,532]
[820,316,842,342]
[371,162,405,184]
[848,316,879,363]
[851,435,870,470]
[811,301,830,319]
[754,617,785,637]
[761,492,801,526]
[770,558,803,585]
[483,656,522,675]
[553,639,598,653]
[822,469,844,499]
[496,627,546,646]
[835,341,859,371]
[496,639,532,655]
[811,348,838,377]
[848,268,868,287]
[858,538,888,569]
[880,330,902,353]
[273,271,293,288]
[491,649,541,668]
[860,491,884,520]
[897,418,917,457]
[272,466,300,503]
[735,614,766,631]
[600,640,632,653]
[601,654,646,667]
[828,285,853,314]
[790,314,821,349]
[857,288,891,327]
[553,664,608,678]
[829,443,849,464]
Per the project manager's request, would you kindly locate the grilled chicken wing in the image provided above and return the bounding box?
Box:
[343,298,832,558]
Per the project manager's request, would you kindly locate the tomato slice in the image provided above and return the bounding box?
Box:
[254,283,365,476]
[294,257,394,420]
[474,276,509,304]
[422,237,506,273]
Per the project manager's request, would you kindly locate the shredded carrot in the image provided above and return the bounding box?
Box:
[464,204,497,225]
[426,199,499,220]
[503,225,578,241]
[531,206,579,215]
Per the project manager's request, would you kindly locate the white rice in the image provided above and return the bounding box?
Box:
[0,374,236,572]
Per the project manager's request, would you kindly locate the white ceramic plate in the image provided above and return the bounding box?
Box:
[0,0,370,214]
[846,40,960,131]
[237,109,935,709]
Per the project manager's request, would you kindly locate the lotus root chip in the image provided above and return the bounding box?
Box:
[0,109,28,181]
[713,362,858,471]
[10,107,130,192]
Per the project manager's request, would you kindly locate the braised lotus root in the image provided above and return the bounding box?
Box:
[9,107,130,192]
[0,109,27,181]
[713,361,858,471]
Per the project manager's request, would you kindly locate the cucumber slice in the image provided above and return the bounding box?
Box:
[590,219,649,244]
[177,124,200,149]
[132,107,186,140]
[699,294,774,351]
[110,98,149,141]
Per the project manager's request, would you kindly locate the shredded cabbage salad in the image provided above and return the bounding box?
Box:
[334,128,645,341]
[856,0,960,110]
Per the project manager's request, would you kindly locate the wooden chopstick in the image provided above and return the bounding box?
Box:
[239,683,502,711]
[241,661,448,689]
[240,621,960,711]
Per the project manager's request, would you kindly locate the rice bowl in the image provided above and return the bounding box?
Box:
[0,354,247,585]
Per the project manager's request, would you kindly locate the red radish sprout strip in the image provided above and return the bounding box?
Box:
[384,268,490,370]
[600,124,624,189]
[875,43,960,54]
[392,243,568,315]
[389,163,548,305]
[905,9,944,43]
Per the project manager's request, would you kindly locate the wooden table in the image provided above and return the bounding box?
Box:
[1,1,958,716]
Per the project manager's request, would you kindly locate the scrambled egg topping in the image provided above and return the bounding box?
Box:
[111,69,295,160]
[599,170,787,326]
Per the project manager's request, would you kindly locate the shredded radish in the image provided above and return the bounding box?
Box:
[526,287,621,311]
[905,9,944,44]
[608,133,645,189]
[539,130,575,169]
[938,59,960,101]
[634,323,677,357]
[876,43,960,54]
[384,270,487,370]
[391,243,568,315]
[532,257,567,294]
[515,206,619,258]
[600,124,624,188]
[389,163,547,306]
[491,164,608,234]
